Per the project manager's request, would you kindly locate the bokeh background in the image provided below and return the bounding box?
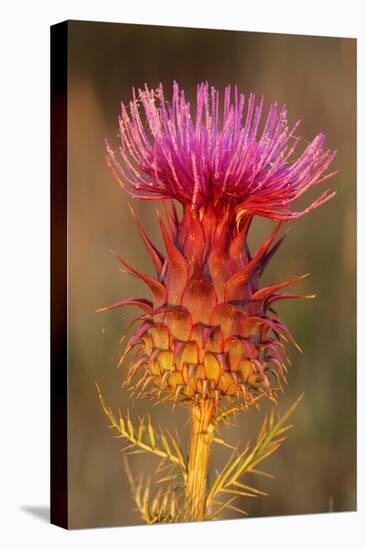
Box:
[67,21,356,529]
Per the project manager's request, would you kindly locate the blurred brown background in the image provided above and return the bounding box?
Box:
[67,21,356,529]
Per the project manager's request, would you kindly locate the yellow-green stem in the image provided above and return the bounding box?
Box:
[185,398,215,521]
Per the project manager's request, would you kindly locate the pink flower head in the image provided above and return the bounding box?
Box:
[106,82,337,221]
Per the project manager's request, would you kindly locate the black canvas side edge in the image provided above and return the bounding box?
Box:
[50,21,68,529]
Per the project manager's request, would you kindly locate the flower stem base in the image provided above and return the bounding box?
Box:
[185,398,216,521]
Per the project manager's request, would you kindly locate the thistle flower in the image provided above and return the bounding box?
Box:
[106,82,336,219]
[99,82,336,522]
[102,82,336,408]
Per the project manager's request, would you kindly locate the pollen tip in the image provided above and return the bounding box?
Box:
[296,343,303,354]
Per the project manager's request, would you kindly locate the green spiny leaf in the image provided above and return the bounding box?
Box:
[213,437,237,450]
[206,394,303,518]
[96,385,187,473]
